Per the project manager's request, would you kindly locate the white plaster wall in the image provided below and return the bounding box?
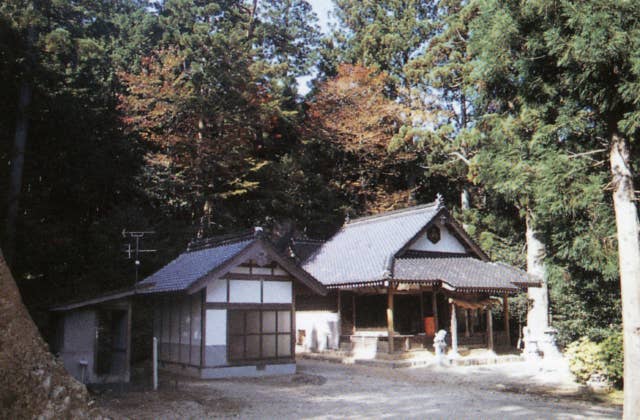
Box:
[409,222,467,253]
[61,309,97,383]
[229,265,251,274]
[273,267,287,276]
[252,267,272,275]
[263,281,292,303]
[296,311,340,352]
[206,309,226,346]
[206,279,227,302]
[229,279,261,303]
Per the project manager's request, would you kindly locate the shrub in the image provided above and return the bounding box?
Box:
[600,331,623,388]
[566,337,605,384]
[566,332,623,389]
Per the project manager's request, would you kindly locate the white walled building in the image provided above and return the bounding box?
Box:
[137,231,326,378]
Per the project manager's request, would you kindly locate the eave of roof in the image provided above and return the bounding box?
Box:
[393,256,530,292]
[50,288,136,311]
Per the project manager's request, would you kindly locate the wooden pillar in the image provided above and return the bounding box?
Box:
[450,302,458,355]
[503,294,511,347]
[337,290,342,335]
[470,309,475,334]
[387,283,395,353]
[352,293,356,334]
[486,307,494,351]
[419,291,425,320]
[432,291,439,330]
[464,309,470,338]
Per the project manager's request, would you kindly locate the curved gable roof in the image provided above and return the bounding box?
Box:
[303,203,440,285]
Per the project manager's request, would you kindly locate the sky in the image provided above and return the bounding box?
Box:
[297,0,336,95]
[308,0,335,34]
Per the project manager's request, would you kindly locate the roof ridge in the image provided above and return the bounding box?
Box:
[346,202,438,226]
[187,230,255,252]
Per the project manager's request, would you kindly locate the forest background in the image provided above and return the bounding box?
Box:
[1,0,636,363]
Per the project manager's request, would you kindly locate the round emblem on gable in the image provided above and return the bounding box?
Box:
[426,225,441,244]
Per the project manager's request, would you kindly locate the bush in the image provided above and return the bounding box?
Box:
[566,332,623,389]
[566,337,605,384]
[600,331,623,388]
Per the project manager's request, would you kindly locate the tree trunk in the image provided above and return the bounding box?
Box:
[609,132,640,420]
[525,210,549,340]
[5,82,32,265]
[0,249,92,418]
[247,0,259,38]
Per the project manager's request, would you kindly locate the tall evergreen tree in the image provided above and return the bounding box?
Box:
[469,1,640,414]
[332,0,434,88]
[404,0,479,211]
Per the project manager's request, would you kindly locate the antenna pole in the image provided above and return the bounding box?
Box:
[122,230,156,284]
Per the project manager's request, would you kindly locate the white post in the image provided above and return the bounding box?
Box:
[153,336,158,391]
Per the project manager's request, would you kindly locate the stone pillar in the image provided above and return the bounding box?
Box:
[526,212,549,340]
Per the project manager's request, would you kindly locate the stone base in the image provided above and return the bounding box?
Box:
[159,361,296,379]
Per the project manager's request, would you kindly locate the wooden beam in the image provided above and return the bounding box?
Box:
[292,283,297,355]
[125,300,132,381]
[464,309,470,338]
[352,293,356,334]
[387,283,395,353]
[450,302,458,355]
[432,291,439,331]
[200,290,206,367]
[503,294,511,347]
[486,308,494,351]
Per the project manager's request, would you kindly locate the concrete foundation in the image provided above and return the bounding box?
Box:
[160,361,296,379]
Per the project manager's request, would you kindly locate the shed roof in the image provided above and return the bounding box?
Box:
[137,233,327,296]
[137,238,254,293]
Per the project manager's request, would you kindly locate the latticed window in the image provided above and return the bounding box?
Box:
[227,310,292,362]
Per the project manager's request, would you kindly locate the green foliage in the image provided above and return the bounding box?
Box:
[467,0,630,343]
[600,331,624,388]
[566,337,606,384]
[332,0,434,87]
[566,332,623,389]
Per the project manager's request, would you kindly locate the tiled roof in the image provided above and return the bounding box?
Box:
[137,238,254,293]
[393,257,534,292]
[303,202,440,285]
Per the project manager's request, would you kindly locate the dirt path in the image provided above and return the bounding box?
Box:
[97,360,622,419]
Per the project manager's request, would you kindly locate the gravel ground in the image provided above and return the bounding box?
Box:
[97,359,622,419]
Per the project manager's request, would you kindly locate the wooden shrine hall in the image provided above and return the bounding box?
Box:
[293,199,540,354]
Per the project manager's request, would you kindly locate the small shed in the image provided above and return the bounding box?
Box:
[50,290,134,384]
[50,230,326,382]
[136,230,326,378]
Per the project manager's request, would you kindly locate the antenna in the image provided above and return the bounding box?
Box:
[122,230,156,283]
